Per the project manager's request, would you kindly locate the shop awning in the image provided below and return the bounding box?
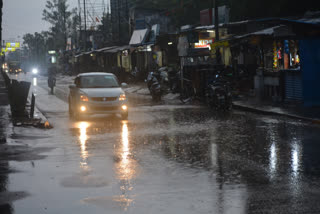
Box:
[75,51,92,57]
[129,29,149,46]
[194,23,224,31]
[234,25,295,39]
[104,45,131,53]
[74,53,83,58]
[95,46,117,53]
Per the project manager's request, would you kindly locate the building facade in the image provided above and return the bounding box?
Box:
[110,0,135,44]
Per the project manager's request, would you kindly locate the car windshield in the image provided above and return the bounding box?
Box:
[79,75,119,88]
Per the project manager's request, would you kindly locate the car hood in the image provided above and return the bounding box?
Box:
[80,87,124,97]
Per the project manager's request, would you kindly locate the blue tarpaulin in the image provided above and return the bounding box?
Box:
[300,39,320,106]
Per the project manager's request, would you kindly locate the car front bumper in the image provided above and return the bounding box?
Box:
[77,100,128,115]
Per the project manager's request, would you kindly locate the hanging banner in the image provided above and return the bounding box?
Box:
[210,40,229,50]
[273,42,278,68]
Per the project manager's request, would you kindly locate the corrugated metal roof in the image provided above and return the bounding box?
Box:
[104,45,131,53]
[235,25,284,39]
[95,46,117,52]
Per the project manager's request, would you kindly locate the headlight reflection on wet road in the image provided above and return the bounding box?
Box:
[113,121,136,210]
[291,138,301,178]
[33,77,37,86]
[121,122,129,165]
[269,142,277,178]
[78,122,90,169]
[119,121,137,180]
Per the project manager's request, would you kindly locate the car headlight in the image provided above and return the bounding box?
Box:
[32,68,38,74]
[119,94,126,101]
[80,106,87,112]
[80,95,89,102]
[122,105,128,110]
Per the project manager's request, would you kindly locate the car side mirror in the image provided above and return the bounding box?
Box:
[121,83,128,88]
[74,77,80,87]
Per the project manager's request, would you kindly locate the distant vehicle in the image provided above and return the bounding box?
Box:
[68,73,129,120]
[146,68,170,101]
[8,62,23,74]
[31,67,39,76]
[206,72,233,111]
[2,63,9,73]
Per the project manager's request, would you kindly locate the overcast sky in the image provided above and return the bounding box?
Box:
[3,0,80,42]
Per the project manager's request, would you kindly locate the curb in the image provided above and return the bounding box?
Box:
[27,96,52,129]
[126,90,182,105]
[33,105,51,128]
[233,103,320,124]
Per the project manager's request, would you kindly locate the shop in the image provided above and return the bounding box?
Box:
[230,25,303,102]
[177,25,231,98]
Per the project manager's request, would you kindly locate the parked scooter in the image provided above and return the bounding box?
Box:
[146,68,169,101]
[206,72,232,110]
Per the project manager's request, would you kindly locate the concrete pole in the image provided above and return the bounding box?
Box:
[84,0,87,51]
[214,0,221,64]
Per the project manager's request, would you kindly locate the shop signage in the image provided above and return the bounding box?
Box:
[2,47,17,53]
[200,9,212,26]
[135,18,146,30]
[6,42,20,48]
[48,50,56,54]
[195,39,214,49]
[210,40,229,49]
[212,6,230,24]
[200,6,230,26]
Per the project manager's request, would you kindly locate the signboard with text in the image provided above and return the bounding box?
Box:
[195,39,214,49]
[6,42,20,48]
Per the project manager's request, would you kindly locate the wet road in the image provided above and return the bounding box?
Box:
[2,73,320,213]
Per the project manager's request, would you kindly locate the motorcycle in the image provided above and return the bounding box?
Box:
[146,69,169,101]
[48,76,56,95]
[206,73,232,110]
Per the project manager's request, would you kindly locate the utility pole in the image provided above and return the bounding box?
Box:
[83,0,87,51]
[213,0,221,64]
[118,1,121,44]
[78,0,82,50]
[102,0,106,14]
[0,0,3,62]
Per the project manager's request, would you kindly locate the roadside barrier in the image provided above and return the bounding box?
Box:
[1,71,31,118]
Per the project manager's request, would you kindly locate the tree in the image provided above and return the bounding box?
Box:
[22,32,47,65]
[97,12,113,47]
[68,9,80,50]
[42,0,72,51]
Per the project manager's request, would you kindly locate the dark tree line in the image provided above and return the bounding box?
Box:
[131,0,320,26]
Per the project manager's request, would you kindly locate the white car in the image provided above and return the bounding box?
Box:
[68,73,128,120]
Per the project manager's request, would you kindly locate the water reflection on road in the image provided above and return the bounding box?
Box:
[113,121,136,210]
[17,82,320,214]
[137,108,320,213]
[78,122,90,169]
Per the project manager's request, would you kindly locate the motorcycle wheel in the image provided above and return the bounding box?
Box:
[152,94,161,101]
[121,112,128,120]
